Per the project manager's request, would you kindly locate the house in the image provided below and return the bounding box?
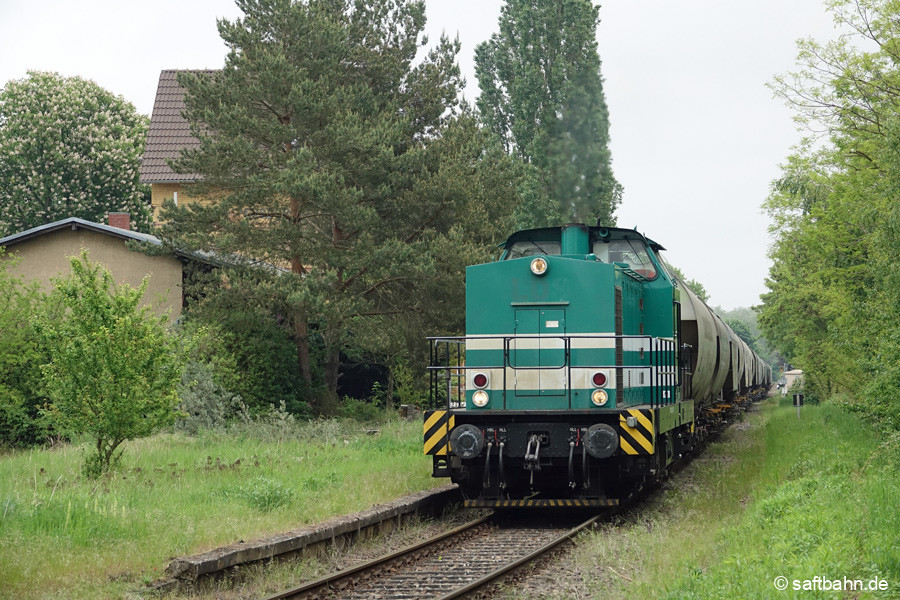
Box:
[0,215,188,319]
[783,369,803,392]
[140,69,215,223]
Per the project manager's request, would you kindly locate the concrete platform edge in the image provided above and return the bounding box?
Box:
[150,484,460,591]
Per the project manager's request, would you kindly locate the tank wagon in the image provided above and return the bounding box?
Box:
[424,224,771,508]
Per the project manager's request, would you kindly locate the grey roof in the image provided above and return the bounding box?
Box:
[139,70,216,184]
[0,217,215,266]
[0,217,280,272]
[0,217,163,247]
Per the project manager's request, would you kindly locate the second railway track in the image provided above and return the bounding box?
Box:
[264,510,607,600]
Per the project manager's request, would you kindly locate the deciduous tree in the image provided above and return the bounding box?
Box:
[760,0,900,428]
[0,72,150,236]
[475,0,622,225]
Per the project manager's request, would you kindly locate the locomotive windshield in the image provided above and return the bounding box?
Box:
[503,239,561,260]
[592,237,657,279]
[499,227,660,280]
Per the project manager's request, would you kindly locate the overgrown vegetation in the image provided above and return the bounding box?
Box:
[0,249,48,448]
[758,0,900,429]
[501,398,899,600]
[0,415,434,600]
[178,267,312,417]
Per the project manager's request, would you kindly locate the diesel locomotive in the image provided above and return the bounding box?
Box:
[424,223,771,508]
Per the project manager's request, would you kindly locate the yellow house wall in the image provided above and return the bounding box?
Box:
[3,229,183,319]
[151,184,208,222]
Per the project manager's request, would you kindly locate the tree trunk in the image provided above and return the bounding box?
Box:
[324,344,340,393]
[385,366,395,412]
[294,314,312,383]
[291,255,312,385]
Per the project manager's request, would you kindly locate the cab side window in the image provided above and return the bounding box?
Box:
[592,239,657,279]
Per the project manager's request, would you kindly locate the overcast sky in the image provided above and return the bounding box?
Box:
[0,0,839,309]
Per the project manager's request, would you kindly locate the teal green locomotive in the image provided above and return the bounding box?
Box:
[424,224,771,508]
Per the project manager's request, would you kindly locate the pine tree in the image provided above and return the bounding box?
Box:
[160,0,519,408]
[475,0,622,225]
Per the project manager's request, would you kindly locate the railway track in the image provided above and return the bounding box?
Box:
[261,400,764,600]
[263,510,606,600]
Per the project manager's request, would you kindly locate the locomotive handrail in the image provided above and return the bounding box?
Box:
[427,334,687,410]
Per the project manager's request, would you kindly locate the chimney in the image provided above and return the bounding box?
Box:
[108,212,131,231]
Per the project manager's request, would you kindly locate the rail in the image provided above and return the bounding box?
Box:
[262,513,495,600]
[263,511,607,600]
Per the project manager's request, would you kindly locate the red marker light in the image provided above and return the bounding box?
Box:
[473,373,488,389]
[592,372,607,387]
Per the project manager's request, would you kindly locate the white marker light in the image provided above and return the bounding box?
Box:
[472,390,490,407]
[591,389,609,406]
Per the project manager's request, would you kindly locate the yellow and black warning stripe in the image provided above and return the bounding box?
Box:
[423,410,455,455]
[619,408,655,455]
[463,498,619,508]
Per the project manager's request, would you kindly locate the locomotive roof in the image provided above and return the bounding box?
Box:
[501,225,666,252]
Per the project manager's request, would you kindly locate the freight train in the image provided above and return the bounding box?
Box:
[424,223,772,508]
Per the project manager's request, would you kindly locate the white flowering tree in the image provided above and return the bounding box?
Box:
[0,72,150,236]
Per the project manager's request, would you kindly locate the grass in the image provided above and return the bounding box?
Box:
[656,399,900,600]
[499,396,900,599]
[0,416,440,600]
[5,398,896,599]
[175,504,477,600]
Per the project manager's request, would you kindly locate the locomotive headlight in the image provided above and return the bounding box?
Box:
[591,389,609,406]
[472,390,490,407]
[530,257,548,276]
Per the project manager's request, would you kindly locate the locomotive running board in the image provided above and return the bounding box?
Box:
[464,498,619,508]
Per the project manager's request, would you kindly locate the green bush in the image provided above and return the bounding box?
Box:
[0,249,49,448]
[0,387,44,449]
[176,360,241,435]
[37,252,188,475]
[235,477,294,512]
[339,396,386,423]
[856,337,900,431]
[180,266,312,416]
[392,360,427,409]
